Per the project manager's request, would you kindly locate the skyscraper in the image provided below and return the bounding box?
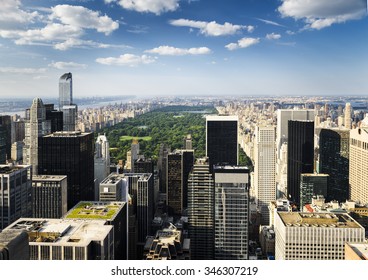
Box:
[319,128,350,202]
[206,116,238,169]
[300,173,328,208]
[157,143,170,193]
[0,115,11,161]
[344,102,352,129]
[0,165,32,230]
[130,139,139,173]
[32,175,68,218]
[59,73,78,131]
[254,125,276,225]
[167,150,194,216]
[287,120,314,206]
[0,127,6,164]
[38,131,94,209]
[349,128,368,204]
[94,134,110,200]
[214,165,249,260]
[187,158,215,260]
[23,98,51,175]
[183,134,193,150]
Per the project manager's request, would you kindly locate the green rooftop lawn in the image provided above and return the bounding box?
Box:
[66,202,120,220]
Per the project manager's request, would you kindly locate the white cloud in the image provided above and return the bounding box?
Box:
[256,18,286,27]
[225,37,260,51]
[96,54,156,66]
[49,61,87,70]
[117,0,180,15]
[0,67,46,74]
[53,38,130,51]
[50,5,119,35]
[286,30,295,35]
[278,0,366,29]
[170,19,254,36]
[145,45,211,56]
[266,33,281,40]
[0,0,39,29]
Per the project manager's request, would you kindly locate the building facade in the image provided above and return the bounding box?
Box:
[32,175,68,218]
[214,165,249,260]
[38,131,94,209]
[300,173,328,208]
[187,158,215,260]
[0,165,32,230]
[59,73,77,131]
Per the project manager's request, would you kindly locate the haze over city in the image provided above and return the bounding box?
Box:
[0,0,367,98]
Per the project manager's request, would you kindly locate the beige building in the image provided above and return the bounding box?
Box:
[349,128,368,204]
[345,243,368,260]
[275,212,365,260]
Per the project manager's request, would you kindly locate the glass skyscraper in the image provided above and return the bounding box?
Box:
[59,73,77,131]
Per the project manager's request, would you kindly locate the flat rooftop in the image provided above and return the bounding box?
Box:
[32,175,67,182]
[346,243,368,260]
[278,212,362,229]
[64,201,125,220]
[206,115,238,121]
[0,165,30,174]
[301,173,329,177]
[7,218,112,246]
[44,131,91,137]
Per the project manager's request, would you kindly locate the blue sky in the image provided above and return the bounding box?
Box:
[0,0,367,98]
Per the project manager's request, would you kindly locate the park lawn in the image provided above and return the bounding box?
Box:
[119,135,152,141]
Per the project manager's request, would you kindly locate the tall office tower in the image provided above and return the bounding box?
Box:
[11,120,25,143]
[144,224,190,260]
[319,128,350,202]
[300,173,328,207]
[157,143,170,193]
[23,98,51,175]
[137,174,154,247]
[287,120,314,207]
[126,150,132,171]
[167,150,194,216]
[134,157,154,174]
[99,173,126,201]
[349,128,368,204]
[206,116,238,169]
[214,165,249,260]
[337,105,343,116]
[45,104,63,132]
[94,134,110,200]
[0,127,6,163]
[38,131,94,209]
[130,139,140,173]
[6,218,114,260]
[276,109,315,159]
[32,175,67,218]
[59,73,78,131]
[65,201,128,260]
[275,212,365,260]
[0,115,11,161]
[183,134,192,150]
[187,158,215,260]
[11,141,23,163]
[0,229,29,260]
[345,102,352,129]
[254,125,276,225]
[0,165,32,230]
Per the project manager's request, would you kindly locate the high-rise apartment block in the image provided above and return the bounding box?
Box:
[187,158,214,260]
[254,125,276,225]
[319,128,349,202]
[0,115,11,162]
[32,175,67,218]
[206,116,238,169]
[167,150,194,216]
[344,102,352,129]
[275,212,365,260]
[214,165,249,260]
[0,165,32,230]
[38,131,94,209]
[287,120,314,207]
[349,128,368,205]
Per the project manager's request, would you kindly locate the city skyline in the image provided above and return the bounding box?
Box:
[0,0,367,98]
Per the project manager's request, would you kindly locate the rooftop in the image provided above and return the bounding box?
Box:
[346,243,368,260]
[32,175,67,182]
[64,201,125,220]
[206,115,238,121]
[7,218,112,246]
[44,131,91,137]
[0,164,30,174]
[278,212,362,229]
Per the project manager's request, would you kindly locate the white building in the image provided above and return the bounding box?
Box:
[254,125,276,225]
[349,127,368,205]
[275,212,365,260]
